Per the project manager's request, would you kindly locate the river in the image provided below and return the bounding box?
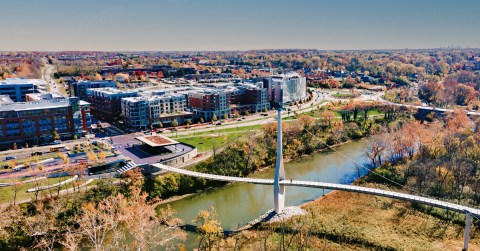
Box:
[161,139,369,249]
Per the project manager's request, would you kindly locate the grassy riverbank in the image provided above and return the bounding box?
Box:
[235,183,479,250]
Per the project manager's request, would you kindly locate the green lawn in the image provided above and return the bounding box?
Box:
[173,132,247,152]
[331,93,360,99]
[174,124,262,138]
[0,176,72,204]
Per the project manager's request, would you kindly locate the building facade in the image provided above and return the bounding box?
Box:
[70,80,117,100]
[121,94,192,129]
[0,79,38,102]
[0,96,91,147]
[86,88,138,121]
[264,72,307,105]
[187,83,270,120]
[188,90,230,121]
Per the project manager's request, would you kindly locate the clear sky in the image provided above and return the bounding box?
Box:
[2,0,480,51]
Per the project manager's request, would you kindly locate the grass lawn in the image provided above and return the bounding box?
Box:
[331,93,360,99]
[0,176,72,204]
[175,124,262,138]
[173,132,248,152]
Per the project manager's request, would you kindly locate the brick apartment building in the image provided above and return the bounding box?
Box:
[86,88,138,121]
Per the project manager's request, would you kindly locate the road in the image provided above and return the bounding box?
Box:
[42,59,62,95]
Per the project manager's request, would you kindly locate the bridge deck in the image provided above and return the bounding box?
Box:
[153,164,480,217]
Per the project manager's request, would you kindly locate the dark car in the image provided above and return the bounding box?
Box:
[31,152,43,156]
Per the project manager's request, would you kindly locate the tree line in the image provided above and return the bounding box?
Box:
[364,109,480,206]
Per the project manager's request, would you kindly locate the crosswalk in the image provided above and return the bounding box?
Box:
[116,161,137,175]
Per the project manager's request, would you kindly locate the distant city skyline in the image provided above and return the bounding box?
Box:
[2,0,480,51]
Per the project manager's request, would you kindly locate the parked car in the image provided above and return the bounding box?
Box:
[5,156,17,160]
[52,140,62,145]
[31,152,43,156]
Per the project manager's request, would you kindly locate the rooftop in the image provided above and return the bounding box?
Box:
[122,93,186,102]
[0,78,38,86]
[135,135,179,147]
[87,87,136,95]
[0,99,70,112]
[26,92,65,101]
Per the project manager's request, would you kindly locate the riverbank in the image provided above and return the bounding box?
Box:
[242,183,480,250]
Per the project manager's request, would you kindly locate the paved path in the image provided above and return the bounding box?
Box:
[153,164,480,218]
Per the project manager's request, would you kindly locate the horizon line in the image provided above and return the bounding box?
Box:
[1,47,479,53]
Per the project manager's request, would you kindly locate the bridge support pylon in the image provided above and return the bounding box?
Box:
[463,211,472,251]
[274,107,285,213]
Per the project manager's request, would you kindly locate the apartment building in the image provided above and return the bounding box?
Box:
[86,88,138,121]
[70,80,117,100]
[188,90,230,121]
[121,93,192,129]
[187,82,270,120]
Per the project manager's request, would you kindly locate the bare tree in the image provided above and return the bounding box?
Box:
[365,134,387,168]
[78,194,126,251]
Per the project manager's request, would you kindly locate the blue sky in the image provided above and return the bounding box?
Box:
[2,0,480,51]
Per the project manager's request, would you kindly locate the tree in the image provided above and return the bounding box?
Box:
[58,152,69,165]
[211,115,218,123]
[79,195,126,251]
[193,206,223,251]
[11,178,22,206]
[123,186,186,250]
[446,108,471,132]
[171,119,179,128]
[7,159,17,169]
[186,119,192,127]
[199,117,205,123]
[245,111,250,116]
[233,110,240,118]
[223,113,229,120]
[319,111,335,127]
[52,130,60,140]
[365,134,387,167]
[98,150,107,161]
[86,150,98,162]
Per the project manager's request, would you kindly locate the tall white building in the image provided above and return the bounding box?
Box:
[264,72,307,104]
